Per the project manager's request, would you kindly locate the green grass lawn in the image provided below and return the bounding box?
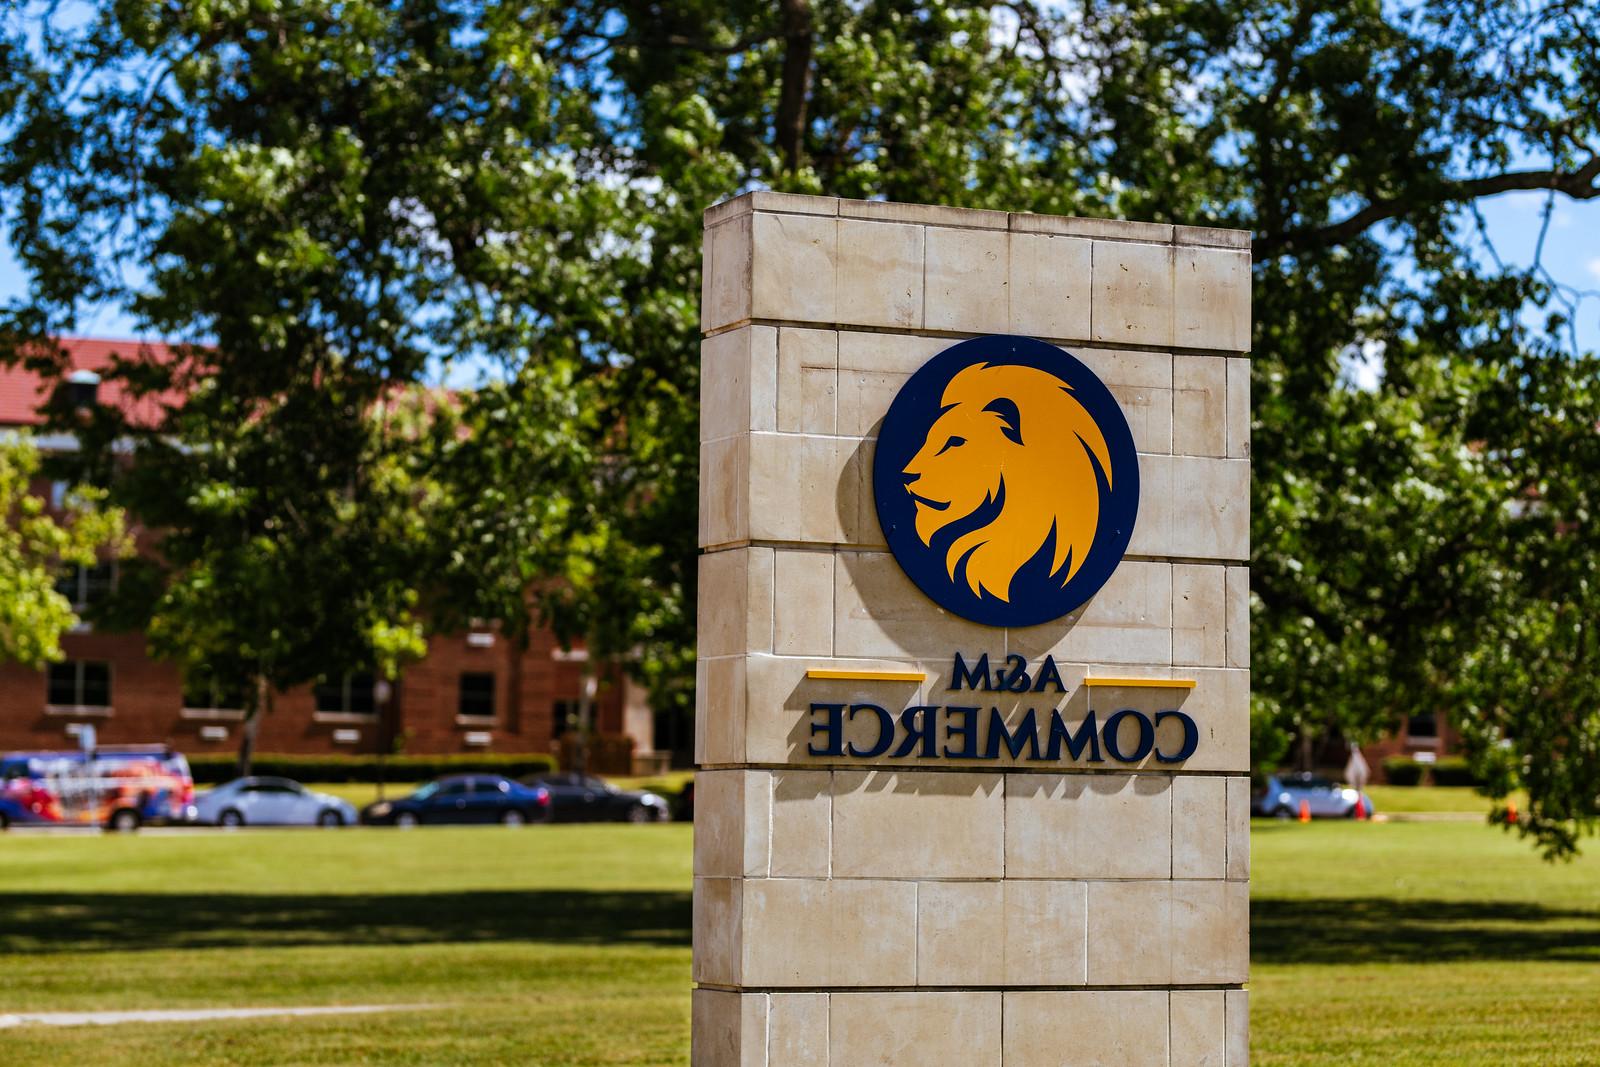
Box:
[1,820,1596,1064]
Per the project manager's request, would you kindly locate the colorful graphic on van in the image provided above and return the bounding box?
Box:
[0,747,195,828]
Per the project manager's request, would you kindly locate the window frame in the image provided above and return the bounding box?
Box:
[313,672,378,719]
[457,671,496,721]
[45,659,113,711]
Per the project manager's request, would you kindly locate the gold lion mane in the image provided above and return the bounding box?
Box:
[914,363,1113,603]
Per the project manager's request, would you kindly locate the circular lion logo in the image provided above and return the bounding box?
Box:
[873,334,1140,627]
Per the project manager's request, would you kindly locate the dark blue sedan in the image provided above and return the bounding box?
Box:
[361,774,551,827]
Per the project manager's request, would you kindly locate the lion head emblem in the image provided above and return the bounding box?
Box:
[900,362,1113,603]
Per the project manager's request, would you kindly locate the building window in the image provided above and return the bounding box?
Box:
[54,562,115,610]
[183,678,250,712]
[315,673,376,715]
[1407,712,1438,739]
[47,660,111,708]
[552,700,580,739]
[458,673,495,718]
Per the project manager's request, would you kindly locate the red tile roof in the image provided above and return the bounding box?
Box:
[0,337,188,428]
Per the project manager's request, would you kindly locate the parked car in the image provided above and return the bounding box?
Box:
[1254,772,1375,819]
[193,777,358,828]
[361,774,551,827]
[522,772,671,823]
[0,746,196,831]
[675,779,694,823]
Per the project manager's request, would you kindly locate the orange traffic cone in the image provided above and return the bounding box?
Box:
[1298,799,1311,823]
[1354,796,1368,821]
[1506,799,1518,826]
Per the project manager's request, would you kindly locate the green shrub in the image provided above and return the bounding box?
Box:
[185,751,558,786]
[1429,757,1482,787]
[1383,758,1424,786]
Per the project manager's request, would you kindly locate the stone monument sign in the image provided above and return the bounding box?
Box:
[694,192,1251,1066]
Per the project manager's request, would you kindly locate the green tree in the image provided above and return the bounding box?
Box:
[0,432,129,667]
[5,0,1600,850]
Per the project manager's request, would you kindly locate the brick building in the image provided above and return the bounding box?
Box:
[0,339,663,770]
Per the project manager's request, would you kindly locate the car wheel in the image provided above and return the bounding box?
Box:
[501,809,527,827]
[219,809,245,828]
[317,810,344,828]
[626,804,651,824]
[108,808,141,833]
[0,812,9,831]
[1272,806,1293,821]
[394,811,420,829]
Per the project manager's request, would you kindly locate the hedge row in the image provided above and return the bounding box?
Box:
[186,752,559,786]
[1382,756,1481,787]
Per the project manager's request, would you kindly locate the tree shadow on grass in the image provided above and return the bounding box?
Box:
[0,890,691,955]
[1253,897,1600,965]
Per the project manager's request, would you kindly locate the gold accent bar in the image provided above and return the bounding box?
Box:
[1082,677,1197,689]
[805,669,927,682]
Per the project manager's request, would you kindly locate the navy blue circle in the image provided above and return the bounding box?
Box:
[872,335,1140,628]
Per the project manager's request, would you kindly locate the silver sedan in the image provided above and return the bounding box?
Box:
[193,777,358,827]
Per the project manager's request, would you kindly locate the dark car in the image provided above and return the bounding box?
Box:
[1253,772,1374,819]
[521,772,671,823]
[361,774,551,827]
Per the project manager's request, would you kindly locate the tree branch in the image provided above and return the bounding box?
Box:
[1257,155,1600,254]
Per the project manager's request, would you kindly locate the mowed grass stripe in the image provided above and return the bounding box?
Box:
[2,821,1598,1064]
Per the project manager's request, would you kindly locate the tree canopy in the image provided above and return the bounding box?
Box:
[3,0,1600,852]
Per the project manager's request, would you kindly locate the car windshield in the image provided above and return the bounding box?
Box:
[411,782,441,801]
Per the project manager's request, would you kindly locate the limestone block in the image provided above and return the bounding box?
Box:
[1002,880,1089,986]
[1005,773,1172,879]
[742,878,918,987]
[702,326,778,443]
[1092,240,1173,347]
[770,770,832,878]
[1171,990,1228,1067]
[696,655,746,766]
[1175,245,1251,353]
[703,214,753,333]
[1012,214,1175,244]
[693,876,743,985]
[836,332,948,438]
[840,198,1008,229]
[1008,232,1093,342]
[697,548,773,659]
[706,191,839,227]
[747,434,877,547]
[832,769,1003,878]
[1075,348,1174,455]
[773,549,834,657]
[767,993,829,1066]
[917,880,1004,985]
[1173,564,1227,667]
[1227,357,1251,457]
[699,435,748,549]
[1128,455,1250,562]
[751,212,837,324]
[833,551,988,660]
[1006,560,1174,667]
[830,992,1001,1067]
[836,218,924,329]
[924,226,1010,334]
[1004,991,1169,1067]
[1175,224,1251,249]
[1226,989,1250,1066]
[1173,774,1227,879]
[1172,880,1249,984]
[741,654,930,765]
[694,769,771,878]
[1174,355,1228,458]
[777,328,838,436]
[1086,880,1173,984]
[1226,775,1251,881]
[1226,565,1250,669]
[691,989,765,1067]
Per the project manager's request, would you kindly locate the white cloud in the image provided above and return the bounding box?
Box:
[1587,257,1600,283]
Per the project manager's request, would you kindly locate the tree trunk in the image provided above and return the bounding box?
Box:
[776,0,814,172]
[236,673,268,777]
